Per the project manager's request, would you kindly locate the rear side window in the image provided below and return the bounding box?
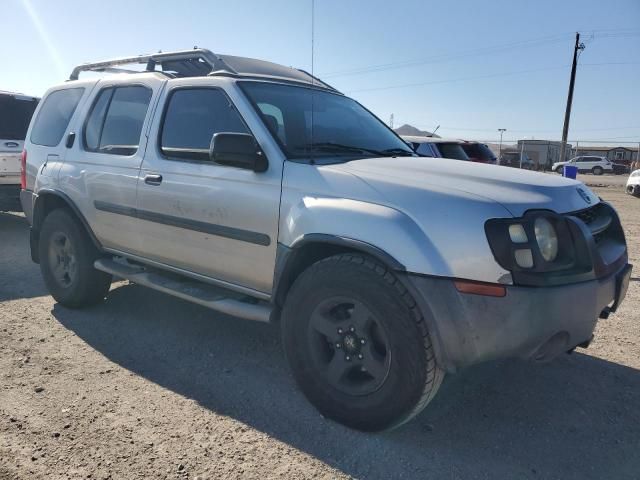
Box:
[436,143,469,161]
[0,94,39,140]
[416,143,435,157]
[160,88,249,161]
[30,88,84,146]
[84,85,152,156]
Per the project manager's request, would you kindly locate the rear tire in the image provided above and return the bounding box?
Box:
[39,209,112,308]
[281,253,444,431]
[592,166,603,175]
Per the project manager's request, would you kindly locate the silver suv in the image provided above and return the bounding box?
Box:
[21,49,632,431]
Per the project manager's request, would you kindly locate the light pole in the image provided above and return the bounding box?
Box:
[498,128,506,165]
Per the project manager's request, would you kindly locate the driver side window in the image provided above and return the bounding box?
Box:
[160,88,249,161]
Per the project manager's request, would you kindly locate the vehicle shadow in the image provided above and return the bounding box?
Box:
[53,283,640,480]
[0,212,49,301]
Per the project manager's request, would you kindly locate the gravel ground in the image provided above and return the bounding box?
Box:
[1,184,639,480]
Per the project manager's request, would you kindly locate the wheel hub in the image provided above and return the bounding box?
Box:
[49,232,77,287]
[307,297,391,396]
[341,332,360,354]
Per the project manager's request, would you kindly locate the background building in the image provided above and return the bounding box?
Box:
[516,140,572,170]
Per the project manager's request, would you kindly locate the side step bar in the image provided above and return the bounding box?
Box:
[94,258,272,323]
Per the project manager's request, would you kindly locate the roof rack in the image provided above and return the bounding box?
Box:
[69,48,340,93]
[69,48,237,80]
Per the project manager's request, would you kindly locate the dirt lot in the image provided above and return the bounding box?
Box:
[1,182,638,480]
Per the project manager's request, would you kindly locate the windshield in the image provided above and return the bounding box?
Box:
[0,94,39,140]
[240,82,414,162]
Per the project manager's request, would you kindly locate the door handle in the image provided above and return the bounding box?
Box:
[66,132,76,148]
[144,174,163,186]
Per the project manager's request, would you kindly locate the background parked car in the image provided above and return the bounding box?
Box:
[0,90,39,211]
[402,135,469,160]
[552,156,613,175]
[612,162,630,175]
[460,141,496,164]
[499,151,535,170]
[626,170,640,197]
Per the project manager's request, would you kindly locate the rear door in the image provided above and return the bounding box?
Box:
[0,93,39,184]
[574,156,588,172]
[60,74,165,255]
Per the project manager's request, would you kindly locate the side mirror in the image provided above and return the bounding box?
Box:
[209,133,268,172]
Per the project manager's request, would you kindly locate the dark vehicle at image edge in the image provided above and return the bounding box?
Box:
[20,49,633,432]
[0,90,39,211]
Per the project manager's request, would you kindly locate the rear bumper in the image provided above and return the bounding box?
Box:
[405,262,632,373]
[20,189,35,223]
[0,184,21,212]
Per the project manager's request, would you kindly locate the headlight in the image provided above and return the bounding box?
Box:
[534,217,558,262]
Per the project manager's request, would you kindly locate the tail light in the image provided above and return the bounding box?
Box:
[20,150,27,190]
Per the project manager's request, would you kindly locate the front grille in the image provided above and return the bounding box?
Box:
[571,203,613,244]
[574,205,598,225]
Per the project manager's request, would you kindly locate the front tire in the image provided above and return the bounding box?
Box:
[39,209,112,308]
[592,166,603,175]
[555,167,563,174]
[281,253,444,431]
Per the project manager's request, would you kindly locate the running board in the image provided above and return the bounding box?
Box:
[94,258,272,323]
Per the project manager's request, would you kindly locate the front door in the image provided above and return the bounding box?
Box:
[135,81,282,296]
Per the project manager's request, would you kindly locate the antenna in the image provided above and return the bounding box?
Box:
[310,0,316,165]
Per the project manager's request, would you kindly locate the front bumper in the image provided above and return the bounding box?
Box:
[404,262,632,373]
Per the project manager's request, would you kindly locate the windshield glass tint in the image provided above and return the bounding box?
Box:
[241,82,413,160]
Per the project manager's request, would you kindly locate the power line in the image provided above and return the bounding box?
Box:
[345,65,568,94]
[344,61,638,94]
[320,29,640,79]
[321,33,573,78]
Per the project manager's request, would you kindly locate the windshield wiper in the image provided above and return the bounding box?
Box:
[308,142,413,157]
[380,148,414,156]
[308,142,386,156]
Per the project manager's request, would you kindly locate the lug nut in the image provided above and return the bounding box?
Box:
[335,343,341,349]
[345,356,351,361]
[360,339,366,345]
[358,354,363,360]
[337,328,343,334]
[349,326,355,332]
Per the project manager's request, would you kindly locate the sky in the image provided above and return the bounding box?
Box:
[1,0,639,145]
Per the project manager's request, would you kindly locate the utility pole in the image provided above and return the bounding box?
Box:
[389,113,394,129]
[498,128,506,165]
[559,33,585,164]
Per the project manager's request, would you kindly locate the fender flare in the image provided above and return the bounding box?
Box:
[290,233,405,270]
[272,233,406,308]
[31,189,102,262]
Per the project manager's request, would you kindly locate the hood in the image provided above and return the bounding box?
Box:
[327,156,598,217]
